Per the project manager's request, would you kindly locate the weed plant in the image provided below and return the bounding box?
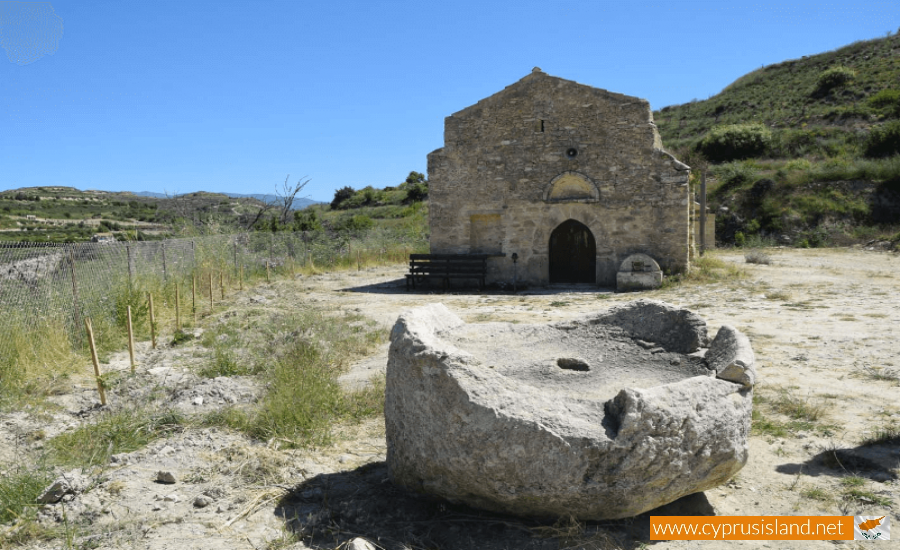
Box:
[197,306,386,447]
[745,250,772,264]
[47,408,185,467]
[0,315,79,408]
[0,462,54,524]
[661,254,746,289]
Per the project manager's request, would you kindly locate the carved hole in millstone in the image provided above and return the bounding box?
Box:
[557,358,590,371]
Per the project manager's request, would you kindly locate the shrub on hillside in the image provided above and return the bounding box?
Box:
[404,182,428,203]
[868,89,900,117]
[864,120,900,158]
[334,214,374,233]
[816,66,856,92]
[293,208,322,231]
[698,124,772,162]
[710,161,760,196]
[330,186,355,210]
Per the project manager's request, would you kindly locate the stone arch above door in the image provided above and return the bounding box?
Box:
[543,172,599,203]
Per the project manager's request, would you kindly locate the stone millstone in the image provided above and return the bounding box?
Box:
[385,300,755,520]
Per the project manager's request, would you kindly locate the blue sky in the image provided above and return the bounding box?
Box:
[2,1,899,203]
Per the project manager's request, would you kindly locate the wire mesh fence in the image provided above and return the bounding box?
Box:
[0,229,426,362]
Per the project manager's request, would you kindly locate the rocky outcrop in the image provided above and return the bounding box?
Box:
[385,301,754,520]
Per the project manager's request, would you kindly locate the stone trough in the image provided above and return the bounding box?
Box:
[385,300,755,520]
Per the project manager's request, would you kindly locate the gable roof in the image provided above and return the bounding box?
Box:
[450,68,647,119]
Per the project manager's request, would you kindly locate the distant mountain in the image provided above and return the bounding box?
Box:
[134,191,318,210]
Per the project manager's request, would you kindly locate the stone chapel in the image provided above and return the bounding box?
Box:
[426,68,691,287]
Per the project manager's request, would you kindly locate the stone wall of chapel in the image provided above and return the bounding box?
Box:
[427,71,690,287]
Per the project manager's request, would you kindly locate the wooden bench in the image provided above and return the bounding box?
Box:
[406,254,492,291]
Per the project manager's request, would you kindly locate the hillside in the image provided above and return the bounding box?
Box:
[294,171,429,240]
[134,190,318,210]
[655,33,900,154]
[0,187,274,242]
[653,33,900,247]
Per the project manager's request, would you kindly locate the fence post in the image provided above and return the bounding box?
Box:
[191,273,197,322]
[208,272,214,311]
[69,247,81,342]
[233,238,238,272]
[175,284,181,330]
[220,272,225,299]
[126,305,135,373]
[84,317,107,406]
[148,293,156,349]
[126,243,134,287]
[162,241,167,281]
[700,170,707,257]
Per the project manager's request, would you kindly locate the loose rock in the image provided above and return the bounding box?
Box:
[156,470,177,484]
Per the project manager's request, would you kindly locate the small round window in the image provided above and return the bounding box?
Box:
[566,148,578,159]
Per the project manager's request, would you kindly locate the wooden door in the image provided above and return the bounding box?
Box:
[549,219,596,284]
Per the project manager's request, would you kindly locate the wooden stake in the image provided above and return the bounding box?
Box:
[69,248,81,341]
[191,273,197,322]
[148,293,156,349]
[175,285,181,330]
[126,305,135,373]
[699,169,707,257]
[84,317,107,406]
[239,264,243,291]
[220,272,225,299]
[208,272,214,311]
[266,260,270,283]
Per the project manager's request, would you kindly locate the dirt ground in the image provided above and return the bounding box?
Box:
[2,247,898,549]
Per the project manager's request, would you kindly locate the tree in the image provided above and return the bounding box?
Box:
[405,171,426,185]
[330,186,355,210]
[245,174,310,230]
[402,171,428,203]
[276,174,311,225]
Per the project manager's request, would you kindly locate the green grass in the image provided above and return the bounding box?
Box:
[196,306,386,447]
[0,316,80,409]
[662,254,747,288]
[840,476,866,488]
[198,347,254,378]
[771,389,826,422]
[752,388,837,438]
[800,488,831,502]
[0,463,54,524]
[47,408,185,467]
[843,488,893,506]
[862,423,900,446]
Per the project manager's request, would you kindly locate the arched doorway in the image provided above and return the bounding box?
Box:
[549,219,596,284]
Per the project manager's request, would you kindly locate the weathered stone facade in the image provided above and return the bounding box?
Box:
[427,69,691,287]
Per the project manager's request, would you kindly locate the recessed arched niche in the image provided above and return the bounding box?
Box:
[543,172,599,203]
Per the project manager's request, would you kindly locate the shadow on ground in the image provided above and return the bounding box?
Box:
[775,437,899,482]
[340,278,616,297]
[274,461,715,550]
